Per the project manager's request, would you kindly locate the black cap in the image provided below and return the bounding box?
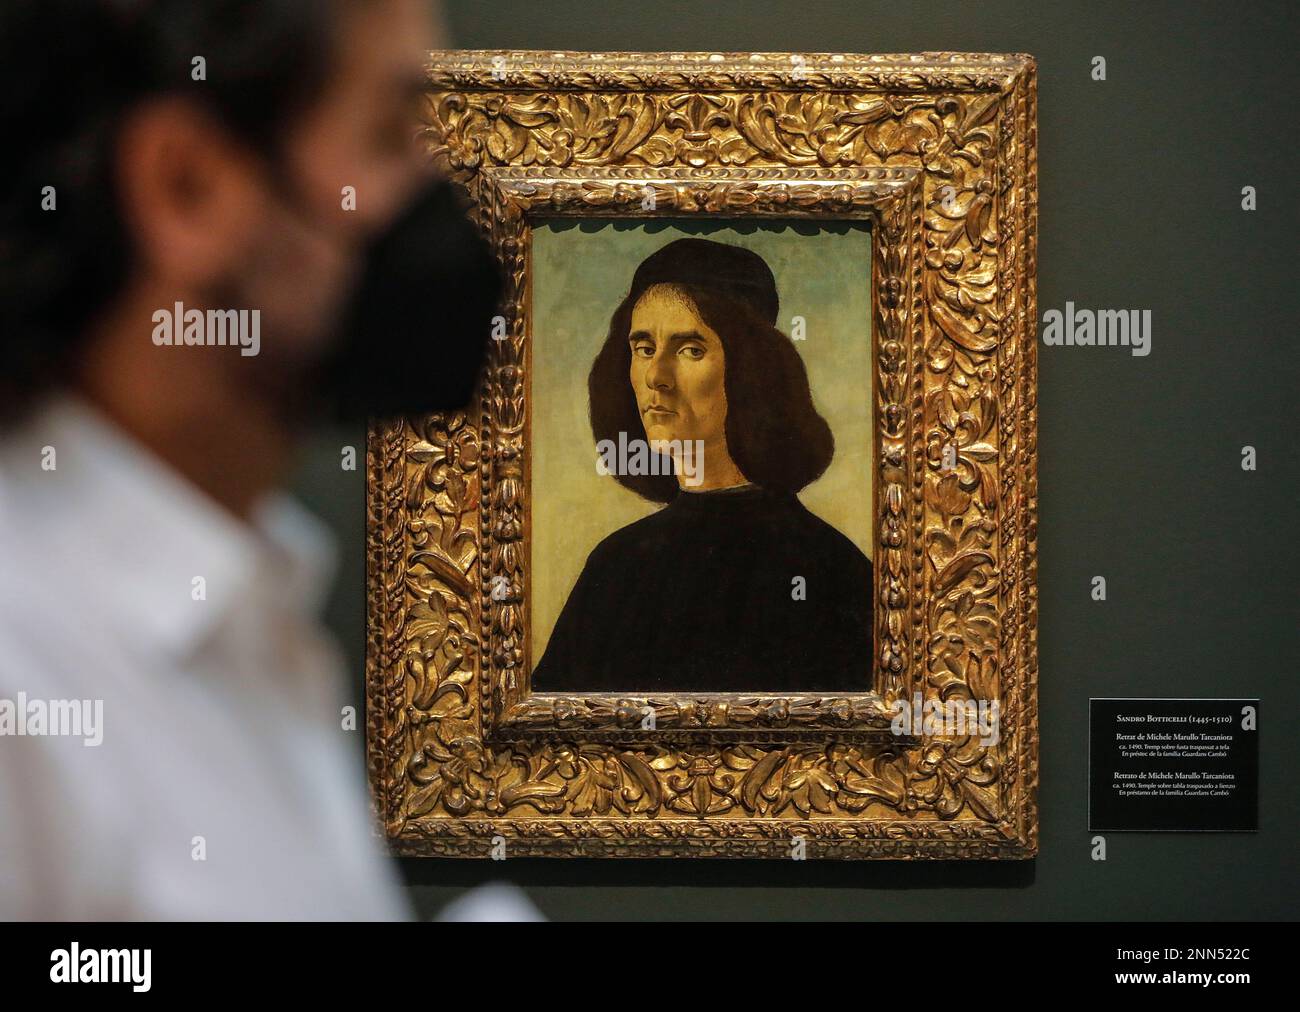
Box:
[627,238,779,325]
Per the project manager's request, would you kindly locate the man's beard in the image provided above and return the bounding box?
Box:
[201,267,346,432]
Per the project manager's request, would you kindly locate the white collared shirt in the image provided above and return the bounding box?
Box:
[0,396,408,920]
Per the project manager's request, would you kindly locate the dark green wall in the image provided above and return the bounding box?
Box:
[292,0,1300,920]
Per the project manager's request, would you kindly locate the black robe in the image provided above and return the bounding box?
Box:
[531,484,873,694]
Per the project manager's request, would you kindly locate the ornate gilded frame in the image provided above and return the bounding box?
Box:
[367,51,1038,858]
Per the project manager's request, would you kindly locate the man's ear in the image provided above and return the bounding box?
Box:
[114,96,267,289]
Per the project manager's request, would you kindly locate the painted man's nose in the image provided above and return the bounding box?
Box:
[645,354,674,390]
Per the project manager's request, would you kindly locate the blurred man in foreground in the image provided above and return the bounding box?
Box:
[0,0,500,918]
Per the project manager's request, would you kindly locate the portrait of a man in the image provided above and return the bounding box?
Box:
[531,236,873,694]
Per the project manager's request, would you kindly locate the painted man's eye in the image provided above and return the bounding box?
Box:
[679,345,705,360]
[632,342,655,357]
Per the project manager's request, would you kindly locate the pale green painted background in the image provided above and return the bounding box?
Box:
[529,218,873,665]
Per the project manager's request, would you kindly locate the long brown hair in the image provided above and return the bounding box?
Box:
[588,281,835,503]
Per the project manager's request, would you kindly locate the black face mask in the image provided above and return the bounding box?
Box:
[318,178,503,423]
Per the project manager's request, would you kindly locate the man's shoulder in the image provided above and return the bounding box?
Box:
[585,506,672,564]
[785,497,874,575]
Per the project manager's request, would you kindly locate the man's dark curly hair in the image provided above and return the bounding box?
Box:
[0,0,341,424]
[588,250,835,504]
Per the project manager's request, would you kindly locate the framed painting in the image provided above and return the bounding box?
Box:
[366,50,1039,858]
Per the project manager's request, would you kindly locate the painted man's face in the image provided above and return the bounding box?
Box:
[628,284,728,449]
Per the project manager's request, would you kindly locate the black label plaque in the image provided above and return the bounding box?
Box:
[1088,698,1258,832]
